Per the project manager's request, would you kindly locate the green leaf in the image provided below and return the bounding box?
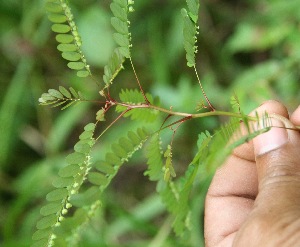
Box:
[119,137,134,152]
[32,228,52,241]
[59,164,81,177]
[56,34,74,43]
[51,101,66,108]
[181,7,198,67]
[70,186,101,207]
[61,101,76,110]
[41,93,56,101]
[110,3,128,22]
[69,87,79,98]
[74,142,91,154]
[105,152,122,166]
[57,44,78,52]
[40,202,62,216]
[67,62,85,70]
[118,46,130,58]
[94,160,115,175]
[46,188,68,201]
[145,134,164,181]
[111,17,129,35]
[48,14,67,23]
[96,109,105,121]
[137,127,148,140]
[59,86,71,98]
[114,0,127,8]
[36,214,57,229]
[45,2,63,13]
[52,177,74,189]
[112,143,128,158]
[66,152,86,165]
[127,131,141,145]
[31,238,48,247]
[77,70,90,77]
[88,172,109,186]
[79,130,93,140]
[48,89,63,99]
[102,48,124,85]
[84,123,96,131]
[186,0,200,20]
[51,24,71,33]
[113,33,130,47]
[62,52,81,61]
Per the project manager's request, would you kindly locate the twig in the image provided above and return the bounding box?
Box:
[129,57,150,104]
[194,65,215,111]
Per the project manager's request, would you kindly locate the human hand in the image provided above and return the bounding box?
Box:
[204,100,300,247]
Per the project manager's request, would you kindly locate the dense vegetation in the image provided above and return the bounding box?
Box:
[1,0,300,246]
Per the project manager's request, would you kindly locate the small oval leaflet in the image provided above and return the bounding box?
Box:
[36,214,57,230]
[113,33,130,47]
[48,14,67,24]
[66,152,86,165]
[70,186,101,207]
[88,172,109,186]
[105,152,122,166]
[69,87,79,98]
[45,2,63,13]
[118,47,130,58]
[62,52,81,61]
[77,70,90,77]
[67,62,85,70]
[56,34,74,43]
[31,238,48,247]
[94,160,115,175]
[40,202,62,216]
[114,0,127,8]
[58,44,78,52]
[112,143,128,158]
[51,24,71,33]
[119,137,134,152]
[46,188,68,201]
[59,86,71,98]
[111,17,129,35]
[127,131,141,145]
[137,127,148,139]
[59,164,81,177]
[48,89,63,99]
[79,130,93,140]
[74,142,91,154]
[32,228,52,241]
[52,177,74,188]
[84,123,96,131]
[110,3,127,22]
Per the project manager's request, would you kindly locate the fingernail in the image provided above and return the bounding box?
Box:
[254,119,289,156]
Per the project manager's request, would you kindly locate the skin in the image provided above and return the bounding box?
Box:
[205,100,300,247]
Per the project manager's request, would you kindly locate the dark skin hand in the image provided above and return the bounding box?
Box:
[205,100,300,247]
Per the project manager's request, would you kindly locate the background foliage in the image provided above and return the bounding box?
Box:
[1,0,300,246]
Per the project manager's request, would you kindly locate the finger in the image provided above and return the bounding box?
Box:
[233,108,300,246]
[290,105,300,126]
[205,100,289,246]
[253,113,300,209]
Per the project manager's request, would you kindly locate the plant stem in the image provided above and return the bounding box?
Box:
[95,108,130,141]
[116,102,256,120]
[129,57,150,104]
[194,65,215,111]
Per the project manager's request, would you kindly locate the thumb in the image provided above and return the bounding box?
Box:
[253,114,300,207]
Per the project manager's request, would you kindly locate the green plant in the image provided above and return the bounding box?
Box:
[29,0,300,246]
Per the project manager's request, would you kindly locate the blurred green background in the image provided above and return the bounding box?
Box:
[1,0,300,246]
